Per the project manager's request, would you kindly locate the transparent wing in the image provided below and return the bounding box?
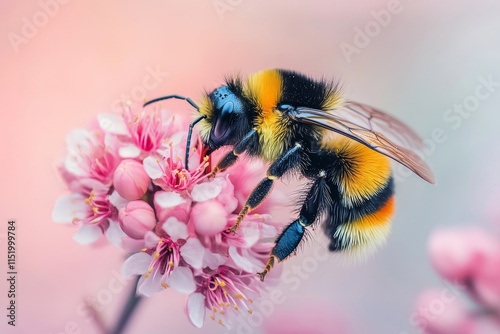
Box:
[290,101,436,184]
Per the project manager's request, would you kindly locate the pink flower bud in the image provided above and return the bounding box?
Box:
[119,200,156,239]
[113,159,150,200]
[191,200,227,236]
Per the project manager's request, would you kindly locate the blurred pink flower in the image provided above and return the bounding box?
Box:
[415,226,500,333]
[413,289,474,334]
[429,227,500,307]
[119,200,156,239]
[113,159,150,200]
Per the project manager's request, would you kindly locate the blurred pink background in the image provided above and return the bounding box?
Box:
[1,0,500,333]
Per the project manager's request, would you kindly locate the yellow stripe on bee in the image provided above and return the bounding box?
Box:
[322,136,392,205]
[244,70,287,162]
[244,69,282,113]
[321,86,345,110]
[198,95,214,142]
[334,196,395,252]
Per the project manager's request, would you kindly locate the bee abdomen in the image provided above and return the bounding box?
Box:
[319,138,395,255]
[325,177,395,254]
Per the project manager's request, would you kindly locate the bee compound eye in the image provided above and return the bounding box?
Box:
[213,101,234,139]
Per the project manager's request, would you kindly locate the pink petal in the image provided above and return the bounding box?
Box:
[52,194,87,223]
[155,191,186,208]
[162,217,188,241]
[143,156,163,179]
[118,144,141,158]
[180,238,205,269]
[229,246,255,272]
[167,267,196,294]
[187,293,206,328]
[191,178,223,202]
[122,252,151,278]
[73,224,102,245]
[97,113,128,135]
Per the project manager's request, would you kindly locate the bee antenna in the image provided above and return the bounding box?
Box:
[142,95,205,169]
[185,115,206,169]
[143,94,199,110]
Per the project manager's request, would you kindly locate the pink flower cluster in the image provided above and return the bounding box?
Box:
[413,226,500,333]
[52,104,282,328]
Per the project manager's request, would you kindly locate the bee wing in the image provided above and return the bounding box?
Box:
[291,101,436,184]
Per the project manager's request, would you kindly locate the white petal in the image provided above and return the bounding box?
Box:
[66,129,93,151]
[162,217,188,241]
[73,224,102,245]
[203,251,226,270]
[180,238,205,269]
[187,293,206,328]
[52,194,87,223]
[105,220,127,247]
[144,231,160,248]
[143,156,164,179]
[240,224,261,247]
[119,144,141,158]
[98,113,128,135]
[167,267,196,294]
[229,246,255,272]
[108,191,128,210]
[169,131,185,146]
[64,154,85,176]
[137,272,163,297]
[155,191,186,208]
[122,252,152,278]
[191,179,223,202]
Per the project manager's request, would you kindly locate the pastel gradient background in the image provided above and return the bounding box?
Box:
[1,0,500,333]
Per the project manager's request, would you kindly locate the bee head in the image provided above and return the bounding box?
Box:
[202,85,249,152]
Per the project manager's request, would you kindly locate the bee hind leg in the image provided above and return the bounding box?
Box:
[258,175,329,281]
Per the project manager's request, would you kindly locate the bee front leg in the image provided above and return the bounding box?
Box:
[209,129,258,178]
[258,174,328,281]
[229,143,303,233]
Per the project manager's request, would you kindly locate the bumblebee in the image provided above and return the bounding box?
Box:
[144,69,435,281]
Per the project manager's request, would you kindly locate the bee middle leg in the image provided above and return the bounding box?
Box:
[228,143,303,233]
[258,174,329,281]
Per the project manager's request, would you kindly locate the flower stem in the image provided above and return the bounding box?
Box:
[111,275,143,334]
